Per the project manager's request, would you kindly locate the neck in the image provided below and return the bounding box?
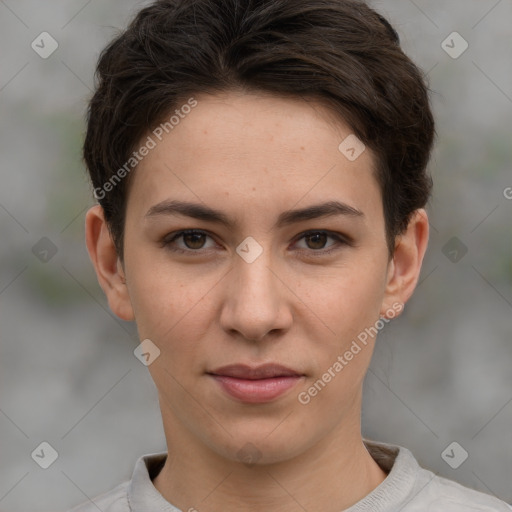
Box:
[153,410,387,512]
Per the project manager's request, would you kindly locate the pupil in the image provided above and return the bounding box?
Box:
[185,233,205,249]
[307,233,326,249]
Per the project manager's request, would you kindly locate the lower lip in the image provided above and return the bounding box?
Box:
[209,374,303,403]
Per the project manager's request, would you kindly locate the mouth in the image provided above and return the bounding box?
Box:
[207,363,305,403]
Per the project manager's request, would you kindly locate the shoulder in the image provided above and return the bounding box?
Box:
[362,439,511,512]
[67,480,130,512]
[65,451,168,512]
[412,467,512,511]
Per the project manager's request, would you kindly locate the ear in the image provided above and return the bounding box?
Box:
[380,208,429,318]
[85,205,135,322]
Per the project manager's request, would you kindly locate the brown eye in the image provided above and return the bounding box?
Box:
[294,230,349,256]
[162,229,349,257]
[182,232,207,250]
[162,229,216,254]
[304,232,329,250]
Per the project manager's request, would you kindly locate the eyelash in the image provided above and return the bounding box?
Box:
[160,229,351,257]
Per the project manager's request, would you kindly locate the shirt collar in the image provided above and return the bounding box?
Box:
[345,438,421,511]
[128,452,180,512]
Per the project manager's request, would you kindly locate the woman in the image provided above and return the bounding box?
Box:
[72,0,512,510]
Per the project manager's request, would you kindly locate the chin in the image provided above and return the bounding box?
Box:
[209,428,311,467]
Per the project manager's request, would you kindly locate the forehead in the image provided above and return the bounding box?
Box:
[127,91,383,228]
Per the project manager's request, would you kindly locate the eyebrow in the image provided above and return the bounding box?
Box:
[145,199,364,230]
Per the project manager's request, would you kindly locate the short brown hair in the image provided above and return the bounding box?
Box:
[83,0,435,262]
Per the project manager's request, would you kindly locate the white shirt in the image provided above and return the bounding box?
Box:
[68,438,512,511]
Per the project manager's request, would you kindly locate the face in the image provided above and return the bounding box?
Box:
[89,90,425,466]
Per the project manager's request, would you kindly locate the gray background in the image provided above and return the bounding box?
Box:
[0,0,511,510]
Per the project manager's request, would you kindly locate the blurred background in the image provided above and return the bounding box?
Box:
[0,0,511,510]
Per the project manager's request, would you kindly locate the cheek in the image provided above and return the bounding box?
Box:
[124,243,210,334]
[130,277,207,341]
[126,265,222,383]
[296,271,384,415]
[303,259,387,345]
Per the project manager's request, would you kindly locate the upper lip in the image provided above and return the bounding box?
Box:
[208,364,303,379]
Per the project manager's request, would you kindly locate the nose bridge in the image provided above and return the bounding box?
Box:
[237,243,276,298]
[220,238,291,341]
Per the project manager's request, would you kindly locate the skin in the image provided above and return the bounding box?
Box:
[85,90,429,512]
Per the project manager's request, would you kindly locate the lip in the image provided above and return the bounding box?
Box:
[207,364,304,403]
[209,363,302,379]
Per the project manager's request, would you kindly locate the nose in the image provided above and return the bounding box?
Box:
[219,247,293,342]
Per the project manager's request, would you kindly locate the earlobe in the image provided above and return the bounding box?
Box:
[380,209,429,318]
[85,205,135,322]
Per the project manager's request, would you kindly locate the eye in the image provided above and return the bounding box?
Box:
[161,229,217,254]
[293,230,350,256]
[161,229,350,256]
